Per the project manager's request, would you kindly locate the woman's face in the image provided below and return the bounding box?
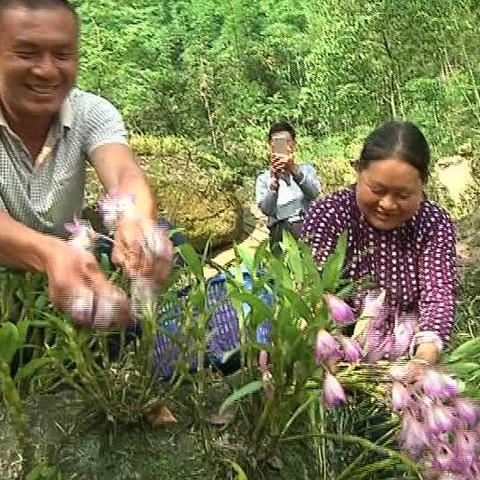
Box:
[356,157,424,230]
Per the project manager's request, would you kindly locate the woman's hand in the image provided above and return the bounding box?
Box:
[403,341,440,383]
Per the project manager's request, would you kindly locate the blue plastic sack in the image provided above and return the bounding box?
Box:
[154,268,272,378]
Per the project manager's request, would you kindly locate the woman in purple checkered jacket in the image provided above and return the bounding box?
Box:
[302,121,457,380]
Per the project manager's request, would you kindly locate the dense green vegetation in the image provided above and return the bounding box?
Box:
[77,0,480,186]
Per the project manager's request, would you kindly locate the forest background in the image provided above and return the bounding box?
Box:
[77,0,480,209]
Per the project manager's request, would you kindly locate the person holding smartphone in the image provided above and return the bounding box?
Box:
[255,121,321,253]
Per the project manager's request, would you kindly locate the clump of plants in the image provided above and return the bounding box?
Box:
[0,228,479,479]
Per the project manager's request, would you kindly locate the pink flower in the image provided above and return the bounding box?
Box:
[454,399,479,427]
[431,443,456,471]
[65,217,97,252]
[360,289,386,318]
[338,335,364,362]
[98,191,137,233]
[258,350,269,374]
[442,374,460,397]
[422,371,459,399]
[422,370,449,398]
[323,372,346,407]
[324,293,355,325]
[428,403,456,434]
[400,413,429,455]
[315,329,340,363]
[453,430,478,467]
[389,313,416,360]
[392,382,411,411]
[365,333,393,362]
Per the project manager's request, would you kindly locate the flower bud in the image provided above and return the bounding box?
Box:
[258,350,269,374]
[323,372,346,407]
[315,329,340,364]
[338,335,363,362]
[360,289,386,318]
[453,399,479,427]
[324,293,355,325]
[392,382,411,411]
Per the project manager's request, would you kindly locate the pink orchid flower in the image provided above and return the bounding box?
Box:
[324,293,355,325]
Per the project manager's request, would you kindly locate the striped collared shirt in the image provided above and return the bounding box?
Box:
[0,88,128,237]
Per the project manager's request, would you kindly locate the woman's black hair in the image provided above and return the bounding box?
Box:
[358,121,430,182]
[268,121,296,141]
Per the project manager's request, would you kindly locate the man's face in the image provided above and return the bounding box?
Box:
[0,6,78,120]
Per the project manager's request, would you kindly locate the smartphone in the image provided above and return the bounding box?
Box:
[272,135,288,154]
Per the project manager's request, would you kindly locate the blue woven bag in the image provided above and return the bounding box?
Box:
[154,269,272,378]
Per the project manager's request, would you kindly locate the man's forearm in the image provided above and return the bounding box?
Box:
[292,168,320,201]
[116,173,157,221]
[91,144,157,222]
[0,211,61,272]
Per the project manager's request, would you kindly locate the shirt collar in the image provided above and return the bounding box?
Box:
[0,92,73,130]
[59,93,73,129]
[0,106,7,128]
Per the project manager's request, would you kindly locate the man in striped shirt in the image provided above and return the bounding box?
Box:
[0,0,172,327]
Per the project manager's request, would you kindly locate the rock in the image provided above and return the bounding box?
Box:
[456,211,480,275]
[146,406,178,426]
[84,135,243,251]
[434,155,473,206]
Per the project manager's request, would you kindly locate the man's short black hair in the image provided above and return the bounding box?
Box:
[268,121,296,141]
[0,0,78,23]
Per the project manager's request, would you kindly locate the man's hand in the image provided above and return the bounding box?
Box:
[112,217,173,287]
[45,242,131,328]
[270,154,288,176]
[270,146,299,177]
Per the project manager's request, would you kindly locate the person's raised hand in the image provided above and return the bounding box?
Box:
[45,242,131,328]
[270,155,289,175]
[112,217,173,288]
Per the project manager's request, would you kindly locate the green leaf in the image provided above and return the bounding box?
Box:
[282,232,304,284]
[39,313,72,336]
[15,319,30,345]
[234,244,254,274]
[99,252,112,273]
[233,292,273,321]
[219,380,263,413]
[223,459,248,480]
[253,240,269,271]
[448,338,480,362]
[321,232,347,291]
[15,357,52,382]
[448,362,480,376]
[270,257,292,289]
[0,322,20,364]
[189,287,207,311]
[178,243,204,282]
[280,287,312,321]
